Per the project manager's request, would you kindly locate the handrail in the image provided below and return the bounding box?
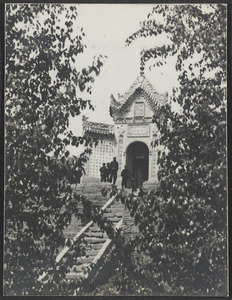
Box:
[101,193,117,211]
[38,194,118,282]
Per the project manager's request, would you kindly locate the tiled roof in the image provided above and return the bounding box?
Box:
[83,117,114,136]
[110,75,168,117]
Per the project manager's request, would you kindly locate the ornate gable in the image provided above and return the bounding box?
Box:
[110,75,168,119]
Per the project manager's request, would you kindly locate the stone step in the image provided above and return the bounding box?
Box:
[114,211,124,217]
[103,209,124,218]
[63,216,82,239]
[85,249,100,257]
[110,206,124,212]
[84,231,104,238]
[66,271,85,280]
[88,226,104,232]
[108,217,122,223]
[90,243,105,250]
[83,245,94,251]
[105,207,124,213]
[75,256,95,264]
[103,212,115,218]
[83,237,107,244]
[112,205,125,211]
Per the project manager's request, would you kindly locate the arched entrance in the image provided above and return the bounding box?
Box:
[126,142,149,189]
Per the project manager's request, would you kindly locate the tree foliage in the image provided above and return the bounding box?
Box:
[4,4,104,295]
[4,4,228,296]
[112,4,227,296]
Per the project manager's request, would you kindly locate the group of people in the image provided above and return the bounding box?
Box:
[99,157,129,188]
[99,157,119,185]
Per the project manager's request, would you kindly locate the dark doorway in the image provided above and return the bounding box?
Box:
[126,142,149,189]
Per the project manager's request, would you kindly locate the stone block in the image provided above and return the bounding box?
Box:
[85,249,99,257]
[108,217,121,223]
[89,226,104,232]
[81,176,100,184]
[66,272,84,280]
[91,243,104,250]
[143,178,159,191]
[74,181,112,195]
[84,231,104,238]
[103,212,115,218]
[76,256,95,264]
[84,237,107,244]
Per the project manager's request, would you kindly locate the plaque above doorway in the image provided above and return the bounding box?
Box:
[127,124,150,137]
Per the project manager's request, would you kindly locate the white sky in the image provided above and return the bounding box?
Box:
[68,4,179,141]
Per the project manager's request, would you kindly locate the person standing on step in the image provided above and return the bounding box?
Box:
[110,157,118,185]
[99,163,107,182]
[121,165,129,188]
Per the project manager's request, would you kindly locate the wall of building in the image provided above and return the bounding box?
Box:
[113,122,159,181]
[87,139,114,178]
[112,89,160,181]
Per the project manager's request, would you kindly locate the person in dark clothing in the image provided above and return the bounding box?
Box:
[106,162,111,182]
[99,163,107,182]
[121,165,129,188]
[110,157,118,185]
[81,198,92,224]
[131,177,136,196]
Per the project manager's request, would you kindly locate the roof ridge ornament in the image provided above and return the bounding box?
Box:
[140,65,145,77]
[110,95,121,107]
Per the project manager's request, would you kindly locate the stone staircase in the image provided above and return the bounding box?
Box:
[63,182,115,239]
[38,184,140,289]
[39,181,159,292]
[58,195,125,281]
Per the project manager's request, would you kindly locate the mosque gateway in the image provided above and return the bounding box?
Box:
[83,75,168,188]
